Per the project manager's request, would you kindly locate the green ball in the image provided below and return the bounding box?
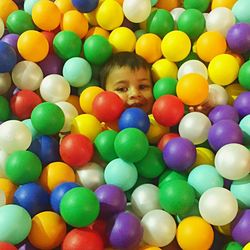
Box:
[77,79,101,95]
[5,150,42,185]
[238,60,250,90]
[0,96,11,121]
[153,77,177,99]
[135,146,165,179]
[134,29,146,39]
[151,0,158,6]
[31,102,65,135]
[83,35,112,65]
[94,129,118,162]
[224,241,243,250]
[114,128,149,163]
[6,10,36,35]
[0,204,31,244]
[53,31,82,61]
[146,9,174,38]
[176,199,200,221]
[183,0,211,12]
[159,179,196,215]
[60,187,100,227]
[177,9,205,41]
[158,169,187,188]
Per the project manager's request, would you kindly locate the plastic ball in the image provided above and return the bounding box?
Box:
[71,0,98,12]
[208,120,243,151]
[95,184,126,218]
[83,35,112,65]
[28,211,67,250]
[0,18,4,38]
[0,178,17,204]
[11,60,43,91]
[6,150,42,185]
[199,187,238,226]
[76,162,104,190]
[17,30,49,62]
[86,26,110,39]
[0,73,12,95]
[114,128,149,163]
[14,182,50,217]
[63,57,92,87]
[50,181,79,213]
[153,77,177,99]
[163,137,196,171]
[161,30,191,62]
[176,216,214,250]
[177,73,209,106]
[62,228,104,250]
[0,189,6,206]
[211,0,237,9]
[41,30,56,54]
[159,171,187,191]
[215,143,250,180]
[0,120,32,154]
[0,40,17,73]
[123,0,151,23]
[60,187,100,227]
[109,211,143,249]
[39,161,76,192]
[157,132,179,151]
[0,0,18,23]
[0,242,17,250]
[232,0,250,23]
[53,30,82,60]
[234,91,250,117]
[0,96,11,122]
[239,114,250,146]
[238,60,250,91]
[179,112,211,145]
[192,147,215,168]
[209,83,229,106]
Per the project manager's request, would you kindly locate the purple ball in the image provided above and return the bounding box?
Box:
[233,91,250,118]
[95,184,127,218]
[38,54,63,76]
[18,241,38,250]
[208,105,239,124]
[208,120,243,151]
[108,211,143,249]
[226,23,250,53]
[163,137,196,172]
[232,209,250,245]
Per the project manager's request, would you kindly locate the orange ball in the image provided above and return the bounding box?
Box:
[86,26,110,39]
[39,162,76,192]
[177,73,209,106]
[0,0,18,24]
[0,178,17,204]
[196,31,227,62]
[136,33,162,63]
[67,95,83,114]
[54,0,76,14]
[156,0,181,11]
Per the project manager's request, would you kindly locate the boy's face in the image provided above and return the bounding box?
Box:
[105,66,154,114]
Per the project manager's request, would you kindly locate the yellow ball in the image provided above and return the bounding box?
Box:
[32,0,61,31]
[0,178,17,204]
[96,0,124,30]
[139,246,162,250]
[0,0,18,24]
[243,243,250,250]
[28,211,67,250]
[39,162,76,192]
[86,26,110,39]
[211,0,237,9]
[79,86,104,114]
[161,31,191,62]
[54,0,75,14]
[191,147,215,168]
[208,54,239,86]
[215,223,231,236]
[17,30,49,62]
[151,58,178,82]
[225,83,245,105]
[109,27,136,52]
[71,114,102,141]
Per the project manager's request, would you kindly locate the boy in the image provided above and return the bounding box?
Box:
[99,52,154,114]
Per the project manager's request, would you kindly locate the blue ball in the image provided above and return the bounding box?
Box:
[0,41,17,73]
[50,182,80,213]
[14,183,50,217]
[118,107,150,133]
[71,0,99,13]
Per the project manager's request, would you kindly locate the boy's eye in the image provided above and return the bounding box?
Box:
[139,84,151,90]
[115,87,128,92]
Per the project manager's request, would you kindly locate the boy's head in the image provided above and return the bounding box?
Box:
[100,52,154,114]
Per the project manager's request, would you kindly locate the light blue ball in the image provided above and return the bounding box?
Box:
[22,119,40,140]
[232,0,250,23]
[104,158,138,191]
[239,114,250,146]
[63,57,92,87]
[24,0,40,15]
[0,204,31,244]
[188,164,224,196]
[230,174,250,208]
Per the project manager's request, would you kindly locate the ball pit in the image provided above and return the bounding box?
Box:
[1,0,250,249]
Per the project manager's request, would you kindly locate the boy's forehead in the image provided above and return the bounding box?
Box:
[109,66,151,78]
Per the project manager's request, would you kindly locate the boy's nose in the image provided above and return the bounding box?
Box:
[128,87,141,98]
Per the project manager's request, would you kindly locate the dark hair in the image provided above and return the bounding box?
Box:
[99,52,151,87]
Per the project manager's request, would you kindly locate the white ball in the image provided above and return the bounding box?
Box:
[206,7,236,37]
[55,101,78,132]
[123,0,151,23]
[0,189,6,207]
[141,209,176,247]
[179,112,211,145]
[215,143,250,180]
[131,184,161,217]
[12,60,43,91]
[76,162,105,191]
[0,18,4,39]
[208,83,229,107]
[178,60,208,80]
[199,187,238,226]
[170,7,185,23]
[40,74,71,102]
[0,120,32,154]
[0,149,8,178]
[0,73,12,95]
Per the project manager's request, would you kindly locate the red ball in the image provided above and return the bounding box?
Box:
[0,242,17,250]
[152,95,184,127]
[41,31,56,54]
[59,134,94,168]
[62,228,104,250]
[10,90,42,120]
[92,91,124,122]
[158,132,180,151]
